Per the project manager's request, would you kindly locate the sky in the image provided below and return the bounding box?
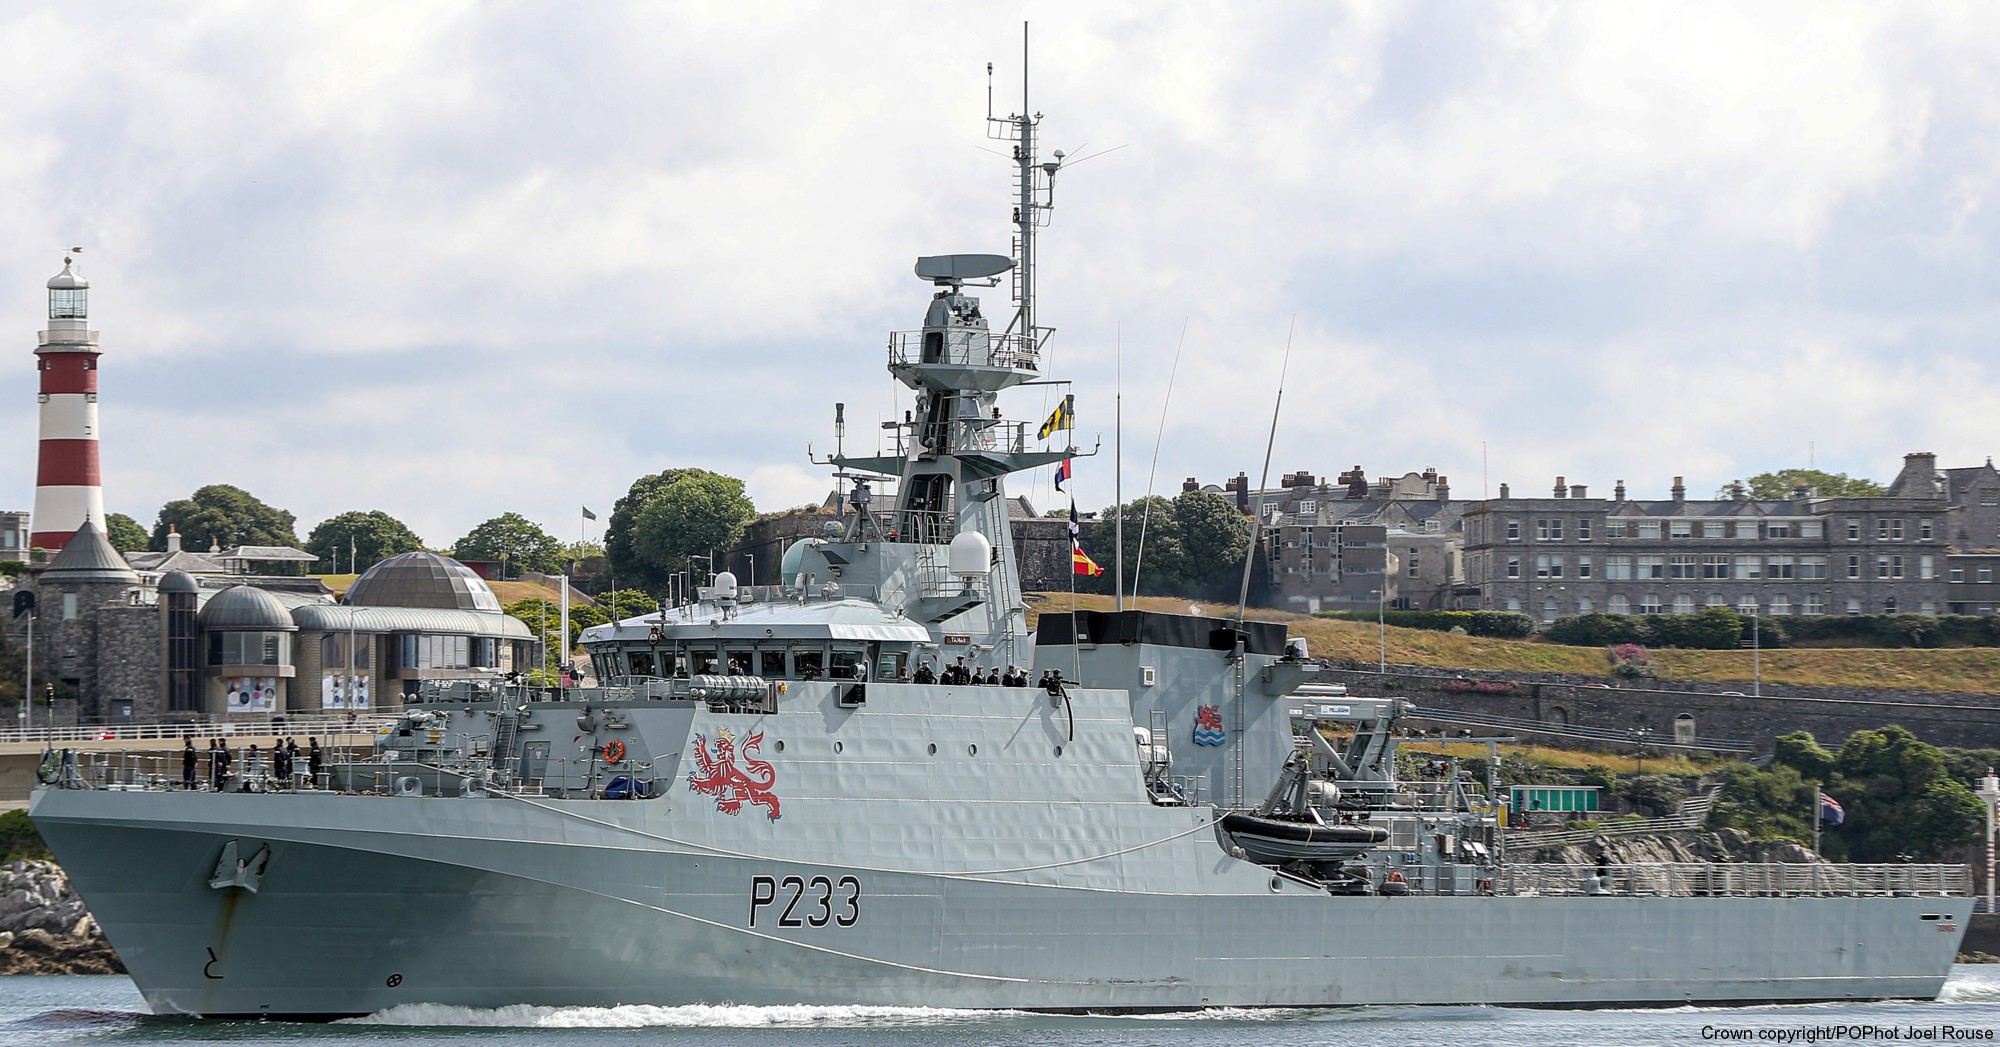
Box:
[3,2,1998,551]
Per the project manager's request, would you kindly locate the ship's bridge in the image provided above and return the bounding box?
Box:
[581,597,935,684]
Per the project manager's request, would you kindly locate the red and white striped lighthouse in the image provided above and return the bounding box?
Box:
[29,253,104,552]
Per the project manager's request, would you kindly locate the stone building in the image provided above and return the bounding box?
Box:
[3,538,534,726]
[1462,454,1958,622]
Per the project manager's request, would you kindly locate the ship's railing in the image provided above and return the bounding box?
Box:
[47,730,383,792]
[1497,862,1971,898]
[0,714,394,747]
[888,330,1039,371]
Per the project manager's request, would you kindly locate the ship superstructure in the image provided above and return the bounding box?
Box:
[27,49,1971,1019]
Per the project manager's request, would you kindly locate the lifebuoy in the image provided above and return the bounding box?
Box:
[1385,870,1407,884]
[603,739,626,764]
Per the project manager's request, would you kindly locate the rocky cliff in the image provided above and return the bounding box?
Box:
[0,860,122,975]
[1530,828,1821,866]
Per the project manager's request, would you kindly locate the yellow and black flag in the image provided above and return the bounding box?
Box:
[1038,394,1075,440]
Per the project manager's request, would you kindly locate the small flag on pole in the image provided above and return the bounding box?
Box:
[1038,394,1075,440]
[582,506,597,521]
[1068,498,1103,575]
[1820,794,1844,827]
[1054,458,1072,491]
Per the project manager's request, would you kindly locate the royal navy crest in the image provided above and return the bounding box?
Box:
[1193,705,1225,746]
[688,727,781,820]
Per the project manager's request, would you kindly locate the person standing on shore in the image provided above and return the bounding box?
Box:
[182,738,196,790]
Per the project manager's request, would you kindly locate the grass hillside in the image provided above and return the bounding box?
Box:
[1027,593,2000,694]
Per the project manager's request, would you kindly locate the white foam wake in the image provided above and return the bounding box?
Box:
[344,1002,1008,1028]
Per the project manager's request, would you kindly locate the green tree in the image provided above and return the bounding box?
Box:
[607,469,755,590]
[1079,490,1253,601]
[1709,761,1817,842]
[104,512,148,552]
[304,510,426,574]
[151,484,298,552]
[1772,730,1837,782]
[454,513,565,577]
[504,597,567,677]
[1826,726,1983,862]
[1719,469,1885,500]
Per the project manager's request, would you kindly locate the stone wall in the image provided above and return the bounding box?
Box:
[1315,661,2000,751]
[95,603,162,724]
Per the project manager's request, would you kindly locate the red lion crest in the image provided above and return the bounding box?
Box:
[687,728,781,820]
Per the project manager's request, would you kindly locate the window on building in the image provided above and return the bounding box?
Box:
[1542,597,1558,623]
[1668,555,1698,579]
[1735,556,1762,580]
[1669,520,1692,539]
[1536,555,1562,579]
[1953,565,1967,582]
[1705,593,1725,607]
[1920,519,1934,541]
[1536,518,1564,540]
[1299,499,1317,515]
[1578,518,1592,541]
[1506,519,1521,541]
[1876,556,1891,579]
[1638,555,1665,579]
[1803,593,1824,615]
[1407,552,1420,577]
[1636,521,1661,539]
[1846,598,1863,615]
[62,593,77,620]
[1608,594,1630,614]
[1733,521,1758,539]
[1877,519,1890,540]
[1767,555,1795,579]
[1606,556,1633,580]
[1769,595,1791,615]
[1702,521,1727,538]
[1702,554,1731,579]
[1639,593,1662,614]
[1885,597,1899,614]
[1799,521,1823,539]
[1765,522,1792,539]
[1800,555,1828,580]
[1847,519,1861,540]
[1577,556,1593,578]
[1505,597,1521,612]
[1607,520,1628,538]
[1506,556,1520,579]
[1577,597,1594,613]
[1920,555,1934,580]
[1921,600,1936,616]
[1672,594,1694,614]
[1980,566,1994,584]
[1983,489,1999,507]
[1847,555,1861,579]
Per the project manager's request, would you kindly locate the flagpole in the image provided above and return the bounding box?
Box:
[1114,325,1123,612]
[1814,784,1822,855]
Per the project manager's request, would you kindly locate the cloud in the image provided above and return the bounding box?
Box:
[1,2,1998,554]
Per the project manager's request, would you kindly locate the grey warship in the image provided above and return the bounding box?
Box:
[29,72,1971,1018]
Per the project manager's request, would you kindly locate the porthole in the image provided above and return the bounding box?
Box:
[1054,745,1064,757]
[774,740,785,753]
[1269,876,1283,893]
[927,743,937,755]
[833,741,844,754]
[968,744,978,756]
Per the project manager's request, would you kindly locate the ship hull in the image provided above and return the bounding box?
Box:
[32,787,1964,1017]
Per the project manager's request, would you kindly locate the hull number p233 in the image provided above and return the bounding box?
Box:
[750,874,860,928]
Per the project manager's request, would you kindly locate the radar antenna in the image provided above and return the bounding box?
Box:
[988,22,1066,353]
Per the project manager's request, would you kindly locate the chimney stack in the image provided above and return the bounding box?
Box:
[1554,476,1567,498]
[1570,484,1587,499]
[1498,483,1511,499]
[1436,475,1450,501]
[1182,477,1198,494]
[1614,479,1627,501]
[1671,476,1686,503]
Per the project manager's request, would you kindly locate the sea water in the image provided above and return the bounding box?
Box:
[5,968,2000,1047]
